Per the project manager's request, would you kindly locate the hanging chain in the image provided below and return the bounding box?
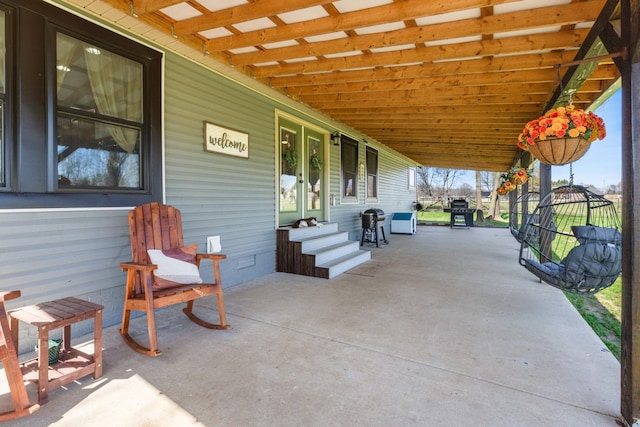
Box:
[569,163,574,187]
[555,65,575,107]
[557,65,575,188]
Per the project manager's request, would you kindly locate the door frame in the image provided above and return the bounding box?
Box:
[275,110,330,228]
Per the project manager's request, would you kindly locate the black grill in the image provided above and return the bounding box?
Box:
[446,198,475,228]
[361,209,388,247]
[450,199,469,209]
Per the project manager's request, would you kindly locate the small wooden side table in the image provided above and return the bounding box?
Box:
[9,297,103,404]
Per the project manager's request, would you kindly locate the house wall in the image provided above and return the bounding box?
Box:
[328,138,418,240]
[0,1,418,353]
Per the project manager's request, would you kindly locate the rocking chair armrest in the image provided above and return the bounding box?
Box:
[120,262,158,273]
[196,253,227,262]
[0,290,21,302]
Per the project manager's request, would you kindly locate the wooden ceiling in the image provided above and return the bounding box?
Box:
[96,0,620,172]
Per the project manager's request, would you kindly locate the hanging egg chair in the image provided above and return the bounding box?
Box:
[518,185,622,295]
[510,191,540,243]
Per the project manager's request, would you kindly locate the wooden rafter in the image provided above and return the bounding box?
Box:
[173,0,335,35]
[98,0,616,172]
[202,0,516,50]
[253,29,591,77]
[230,3,602,66]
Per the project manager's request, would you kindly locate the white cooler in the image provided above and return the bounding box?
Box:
[391,212,416,234]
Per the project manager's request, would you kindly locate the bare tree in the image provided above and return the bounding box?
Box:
[417,167,468,207]
[103,152,127,187]
[487,173,502,219]
[434,168,465,199]
[416,167,435,197]
[458,182,474,198]
[607,182,622,194]
[480,171,493,192]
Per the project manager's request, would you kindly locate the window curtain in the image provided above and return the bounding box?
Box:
[82,43,142,153]
[56,34,79,94]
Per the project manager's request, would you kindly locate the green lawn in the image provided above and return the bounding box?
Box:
[565,279,621,359]
[416,209,509,228]
[548,214,622,360]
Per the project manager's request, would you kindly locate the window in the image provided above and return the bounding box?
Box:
[0,8,6,188]
[0,0,162,208]
[56,33,142,189]
[341,137,358,201]
[366,146,378,199]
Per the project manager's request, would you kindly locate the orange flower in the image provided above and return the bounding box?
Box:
[503,181,516,192]
[517,105,606,150]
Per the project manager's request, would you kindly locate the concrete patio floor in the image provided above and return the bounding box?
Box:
[1,226,621,426]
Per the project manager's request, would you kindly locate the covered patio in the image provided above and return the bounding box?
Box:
[2,227,620,426]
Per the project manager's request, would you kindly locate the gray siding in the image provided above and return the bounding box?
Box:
[162,53,277,286]
[0,5,418,353]
[0,209,130,350]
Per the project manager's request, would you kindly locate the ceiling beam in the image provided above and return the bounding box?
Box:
[342,117,531,125]
[544,0,621,111]
[322,104,541,115]
[201,0,516,49]
[230,2,603,65]
[289,69,561,94]
[264,51,579,84]
[252,29,590,76]
[298,82,556,99]
[296,82,604,102]
[172,0,334,36]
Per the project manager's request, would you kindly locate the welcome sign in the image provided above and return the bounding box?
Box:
[204,121,249,158]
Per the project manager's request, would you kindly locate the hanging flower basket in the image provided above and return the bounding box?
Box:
[496,166,531,196]
[517,105,606,166]
[508,167,529,186]
[496,180,516,196]
[526,137,591,166]
[496,185,509,196]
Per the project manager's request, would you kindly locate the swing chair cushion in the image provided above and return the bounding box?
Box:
[534,261,564,278]
[572,225,622,245]
[523,231,621,292]
[561,240,622,289]
[518,185,622,294]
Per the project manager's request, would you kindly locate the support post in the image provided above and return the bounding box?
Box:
[538,163,553,261]
[620,0,640,425]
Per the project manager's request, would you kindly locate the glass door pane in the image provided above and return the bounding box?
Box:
[278,117,327,226]
[306,129,324,220]
[279,118,303,225]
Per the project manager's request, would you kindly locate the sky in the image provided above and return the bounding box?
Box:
[458,88,622,191]
[552,88,622,189]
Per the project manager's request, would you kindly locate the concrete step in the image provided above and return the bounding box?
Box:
[286,222,338,241]
[316,250,371,279]
[299,232,349,252]
[305,240,361,266]
[277,221,371,279]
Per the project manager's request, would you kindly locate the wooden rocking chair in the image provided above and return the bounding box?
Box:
[0,291,39,420]
[120,203,229,357]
